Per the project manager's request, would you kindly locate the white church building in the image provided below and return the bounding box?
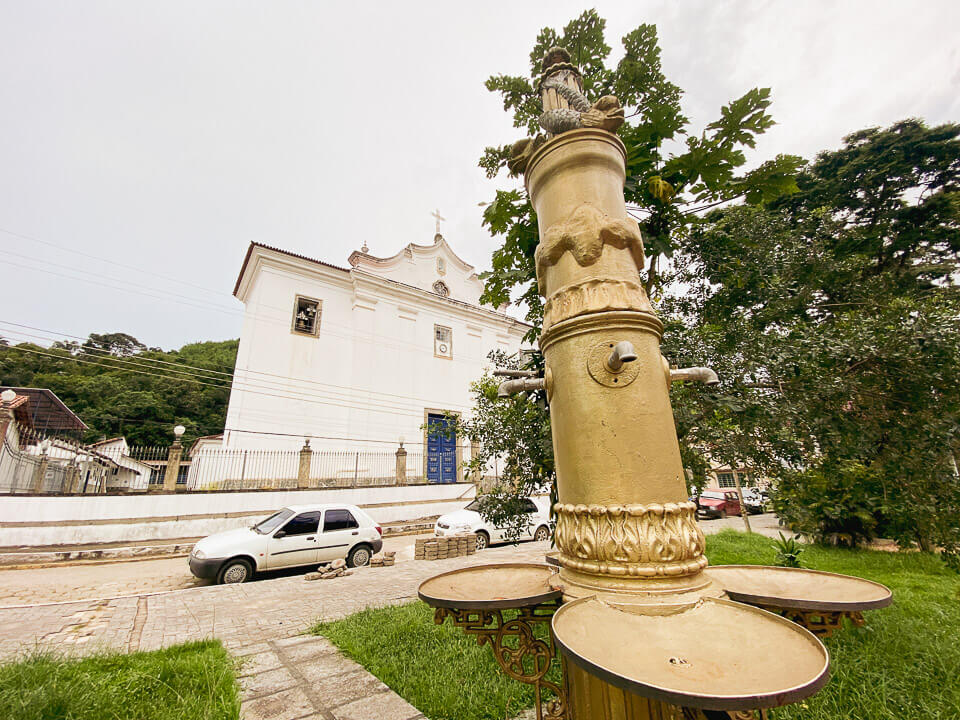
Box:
[219,229,529,484]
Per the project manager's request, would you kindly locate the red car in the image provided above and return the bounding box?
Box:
[696,490,742,519]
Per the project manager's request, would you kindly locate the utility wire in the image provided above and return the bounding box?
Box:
[0,256,513,365]
[0,225,228,298]
[0,327,472,413]
[3,344,430,420]
[0,317,512,404]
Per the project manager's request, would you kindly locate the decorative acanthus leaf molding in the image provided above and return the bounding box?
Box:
[543,278,654,330]
[553,501,707,578]
[535,204,646,295]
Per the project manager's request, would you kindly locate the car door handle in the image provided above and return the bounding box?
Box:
[306,536,315,541]
[351,531,359,536]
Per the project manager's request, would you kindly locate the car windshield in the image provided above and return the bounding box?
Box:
[464,500,480,511]
[699,491,727,500]
[253,508,294,534]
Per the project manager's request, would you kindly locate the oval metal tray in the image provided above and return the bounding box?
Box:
[418,562,561,609]
[552,595,830,711]
[706,565,892,612]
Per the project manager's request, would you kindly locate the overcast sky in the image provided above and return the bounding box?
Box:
[1,1,957,350]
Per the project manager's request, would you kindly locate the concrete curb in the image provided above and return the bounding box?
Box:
[0,520,436,570]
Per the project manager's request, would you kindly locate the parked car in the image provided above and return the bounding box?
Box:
[434,497,551,550]
[696,490,742,519]
[741,487,766,515]
[189,504,383,584]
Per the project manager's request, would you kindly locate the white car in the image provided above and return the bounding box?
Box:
[189,503,383,584]
[435,497,551,550]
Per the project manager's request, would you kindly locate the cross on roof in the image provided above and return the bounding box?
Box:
[431,208,446,234]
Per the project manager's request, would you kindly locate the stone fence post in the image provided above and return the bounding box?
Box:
[67,462,82,494]
[163,441,182,492]
[0,392,15,444]
[31,452,49,493]
[395,440,407,485]
[298,439,312,488]
[160,424,187,492]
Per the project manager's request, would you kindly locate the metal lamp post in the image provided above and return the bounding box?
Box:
[419,48,890,720]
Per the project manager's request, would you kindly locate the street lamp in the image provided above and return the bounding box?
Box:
[0,389,15,405]
[173,424,185,441]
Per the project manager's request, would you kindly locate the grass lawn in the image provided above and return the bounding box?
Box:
[312,530,960,720]
[0,639,240,720]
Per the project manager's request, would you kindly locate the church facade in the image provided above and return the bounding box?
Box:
[223,232,529,483]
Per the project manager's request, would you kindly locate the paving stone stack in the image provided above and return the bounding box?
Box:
[382,551,396,566]
[414,534,476,561]
[305,558,353,581]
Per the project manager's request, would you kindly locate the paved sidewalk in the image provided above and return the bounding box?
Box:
[0,522,785,720]
[0,540,548,659]
[237,635,424,720]
[0,542,552,719]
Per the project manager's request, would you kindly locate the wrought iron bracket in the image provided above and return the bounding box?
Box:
[434,603,567,720]
[757,605,865,638]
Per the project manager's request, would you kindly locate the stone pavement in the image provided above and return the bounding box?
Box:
[0,520,785,719]
[0,541,551,719]
[237,635,425,720]
[0,540,550,659]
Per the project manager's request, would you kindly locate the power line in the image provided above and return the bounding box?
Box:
[0,329,459,416]
[0,257,513,365]
[0,319,509,406]
[0,225,228,298]
[2,343,431,420]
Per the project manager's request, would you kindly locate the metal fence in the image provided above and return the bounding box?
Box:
[0,421,495,495]
[0,424,110,494]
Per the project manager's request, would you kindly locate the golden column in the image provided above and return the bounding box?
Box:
[526,49,720,720]
[525,54,713,608]
[422,48,836,720]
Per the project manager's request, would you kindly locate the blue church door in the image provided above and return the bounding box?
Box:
[426,414,457,483]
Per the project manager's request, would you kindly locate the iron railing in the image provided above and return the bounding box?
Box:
[0,421,496,494]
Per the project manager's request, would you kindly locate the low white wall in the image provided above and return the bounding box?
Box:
[0,483,476,548]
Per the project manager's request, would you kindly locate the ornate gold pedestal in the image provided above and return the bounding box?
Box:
[418,48,870,720]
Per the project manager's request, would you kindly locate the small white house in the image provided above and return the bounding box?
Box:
[90,437,155,490]
[223,231,530,484]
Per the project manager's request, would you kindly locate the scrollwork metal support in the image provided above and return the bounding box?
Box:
[756,605,865,638]
[434,603,567,720]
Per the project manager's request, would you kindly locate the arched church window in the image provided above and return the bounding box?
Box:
[437,257,446,275]
[433,280,450,297]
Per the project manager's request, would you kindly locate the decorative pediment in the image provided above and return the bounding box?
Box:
[348,233,485,304]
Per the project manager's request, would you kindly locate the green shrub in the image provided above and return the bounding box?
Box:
[773,532,804,567]
[773,461,881,547]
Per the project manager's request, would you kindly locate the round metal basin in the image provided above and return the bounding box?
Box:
[706,565,893,612]
[552,596,830,711]
[418,563,561,609]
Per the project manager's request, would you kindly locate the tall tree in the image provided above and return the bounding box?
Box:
[0,334,238,446]
[672,120,960,555]
[469,11,801,519]
[479,9,802,339]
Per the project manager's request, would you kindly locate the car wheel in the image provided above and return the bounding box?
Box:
[347,545,372,568]
[475,530,490,551]
[719,510,727,519]
[534,525,550,542]
[217,558,252,585]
